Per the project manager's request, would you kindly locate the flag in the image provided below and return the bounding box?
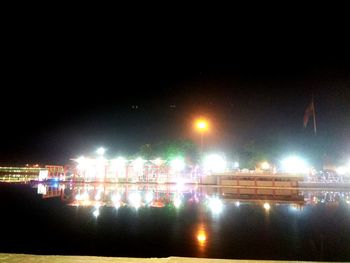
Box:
[303,100,314,127]
[303,99,316,131]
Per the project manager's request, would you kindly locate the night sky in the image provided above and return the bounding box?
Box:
[1,20,349,166]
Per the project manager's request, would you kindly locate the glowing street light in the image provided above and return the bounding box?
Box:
[195,119,209,154]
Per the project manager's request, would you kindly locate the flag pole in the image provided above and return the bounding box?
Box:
[312,96,317,134]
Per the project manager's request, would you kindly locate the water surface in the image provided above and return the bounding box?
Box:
[0,183,349,261]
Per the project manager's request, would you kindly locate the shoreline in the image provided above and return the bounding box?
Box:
[0,253,335,263]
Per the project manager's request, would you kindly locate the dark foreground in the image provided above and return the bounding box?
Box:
[0,253,332,263]
[0,183,349,261]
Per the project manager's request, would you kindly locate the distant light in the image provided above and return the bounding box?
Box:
[174,196,182,208]
[235,201,240,207]
[203,154,227,173]
[208,196,223,214]
[38,170,48,181]
[198,122,206,129]
[76,191,89,201]
[170,157,185,172]
[153,158,163,166]
[37,183,46,195]
[197,232,206,242]
[281,156,309,174]
[145,192,153,203]
[233,162,239,169]
[129,192,142,209]
[196,227,207,247]
[114,202,121,210]
[196,119,208,131]
[261,161,270,170]
[263,202,271,210]
[93,209,100,217]
[336,166,348,175]
[133,157,144,172]
[289,204,299,212]
[112,194,121,203]
[95,193,101,201]
[111,157,126,169]
[96,147,106,156]
[76,156,92,171]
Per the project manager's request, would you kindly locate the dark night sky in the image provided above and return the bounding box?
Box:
[1,16,349,165]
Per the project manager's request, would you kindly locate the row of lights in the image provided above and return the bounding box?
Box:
[84,146,350,176]
[79,148,317,175]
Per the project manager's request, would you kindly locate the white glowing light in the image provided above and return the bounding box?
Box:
[170,157,185,172]
[133,157,144,173]
[37,183,47,195]
[153,158,164,166]
[208,197,223,214]
[233,162,239,169]
[111,157,126,169]
[145,192,154,203]
[96,147,105,155]
[176,177,185,186]
[76,156,86,170]
[114,202,120,209]
[129,192,142,209]
[38,170,48,181]
[112,193,121,203]
[76,191,89,201]
[93,209,100,217]
[174,196,182,208]
[261,161,270,170]
[336,166,348,175]
[95,193,101,201]
[203,154,227,173]
[281,156,309,174]
[235,201,240,207]
[263,202,271,210]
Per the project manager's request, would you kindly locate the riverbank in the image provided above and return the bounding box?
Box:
[0,253,331,263]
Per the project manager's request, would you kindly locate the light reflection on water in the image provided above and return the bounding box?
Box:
[34,183,350,213]
[1,182,349,260]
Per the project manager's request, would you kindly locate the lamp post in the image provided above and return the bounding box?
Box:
[195,119,208,154]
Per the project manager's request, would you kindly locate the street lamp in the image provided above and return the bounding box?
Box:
[195,119,208,154]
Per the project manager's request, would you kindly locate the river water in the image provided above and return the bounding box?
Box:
[0,182,349,261]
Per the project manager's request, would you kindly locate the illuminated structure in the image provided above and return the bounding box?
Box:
[74,157,184,183]
[0,166,43,182]
[0,165,72,182]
